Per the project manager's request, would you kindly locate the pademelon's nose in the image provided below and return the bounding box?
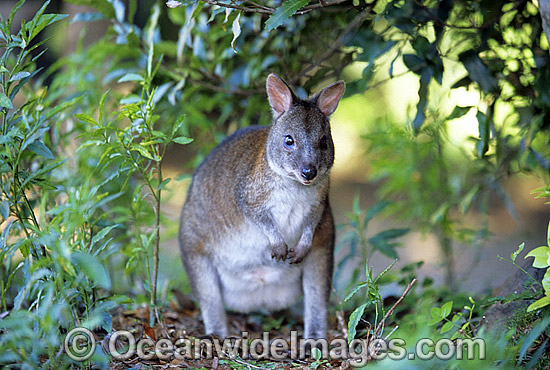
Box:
[301,165,317,181]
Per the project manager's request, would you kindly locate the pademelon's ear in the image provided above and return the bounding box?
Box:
[266,74,294,118]
[316,81,345,116]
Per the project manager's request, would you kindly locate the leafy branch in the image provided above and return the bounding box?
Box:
[168,0,350,16]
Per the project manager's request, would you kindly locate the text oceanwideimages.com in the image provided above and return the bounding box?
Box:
[64,328,486,366]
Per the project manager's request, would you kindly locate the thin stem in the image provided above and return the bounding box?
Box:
[201,0,272,14]
[198,0,350,15]
[150,159,162,325]
[375,278,417,337]
[497,255,542,289]
[241,0,272,11]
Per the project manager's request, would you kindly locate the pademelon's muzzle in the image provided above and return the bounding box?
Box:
[300,164,317,184]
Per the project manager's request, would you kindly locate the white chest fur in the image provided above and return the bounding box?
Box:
[267,181,319,247]
[212,182,320,313]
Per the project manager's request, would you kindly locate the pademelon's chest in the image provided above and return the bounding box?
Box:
[267,184,319,245]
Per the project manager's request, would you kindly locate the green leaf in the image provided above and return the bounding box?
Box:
[411,68,432,132]
[476,110,489,157]
[0,221,14,251]
[74,113,98,125]
[368,237,400,259]
[441,301,453,318]
[411,36,431,58]
[99,89,110,125]
[511,242,525,262]
[120,95,140,105]
[527,295,550,312]
[70,11,105,23]
[374,259,397,284]
[71,250,112,290]
[459,50,498,93]
[159,178,171,190]
[8,71,31,83]
[430,306,441,318]
[118,73,144,83]
[351,29,396,65]
[173,136,193,145]
[0,201,9,221]
[191,1,205,18]
[525,246,550,268]
[403,54,425,74]
[27,141,54,159]
[447,105,472,121]
[371,228,409,241]
[62,0,115,18]
[7,0,26,30]
[312,347,322,361]
[90,225,119,250]
[440,321,454,334]
[171,114,186,137]
[44,95,84,122]
[231,12,241,53]
[428,316,442,326]
[518,316,550,362]
[19,160,66,189]
[345,281,368,302]
[525,338,549,370]
[21,127,49,152]
[364,200,391,227]
[350,192,361,215]
[132,144,155,160]
[459,185,480,214]
[543,269,550,293]
[265,0,312,31]
[0,92,13,109]
[9,68,41,100]
[109,294,134,304]
[428,307,442,325]
[347,303,367,343]
[30,14,69,40]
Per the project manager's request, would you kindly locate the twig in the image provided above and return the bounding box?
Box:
[332,285,348,339]
[302,0,348,11]
[164,1,371,95]
[292,4,374,84]
[296,0,349,15]
[384,325,399,340]
[241,0,273,12]
[196,0,350,16]
[375,278,417,337]
[222,352,269,369]
[201,0,273,14]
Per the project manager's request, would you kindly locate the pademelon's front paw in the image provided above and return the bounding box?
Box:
[270,241,288,261]
[287,243,309,264]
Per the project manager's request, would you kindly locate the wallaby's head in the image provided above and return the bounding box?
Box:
[265,74,345,186]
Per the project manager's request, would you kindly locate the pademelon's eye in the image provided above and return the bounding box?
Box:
[320,136,328,150]
[284,135,295,148]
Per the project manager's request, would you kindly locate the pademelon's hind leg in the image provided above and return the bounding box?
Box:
[302,205,334,339]
[180,239,228,338]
